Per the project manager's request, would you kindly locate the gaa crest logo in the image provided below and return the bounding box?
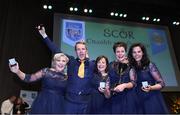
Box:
[62,19,85,46]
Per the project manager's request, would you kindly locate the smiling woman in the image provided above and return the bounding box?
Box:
[9,53,69,114]
[128,43,169,114]
[90,55,111,114]
[51,53,69,72]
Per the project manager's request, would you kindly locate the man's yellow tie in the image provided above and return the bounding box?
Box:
[78,61,85,78]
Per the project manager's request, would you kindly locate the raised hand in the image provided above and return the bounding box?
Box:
[9,62,19,74]
[36,24,47,38]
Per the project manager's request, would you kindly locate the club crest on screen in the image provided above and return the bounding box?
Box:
[62,19,85,46]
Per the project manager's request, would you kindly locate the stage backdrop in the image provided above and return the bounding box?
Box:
[53,13,180,91]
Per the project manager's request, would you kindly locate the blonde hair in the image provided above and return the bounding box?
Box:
[51,53,69,68]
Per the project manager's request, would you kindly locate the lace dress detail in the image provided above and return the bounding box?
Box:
[135,62,168,114]
[25,68,68,114]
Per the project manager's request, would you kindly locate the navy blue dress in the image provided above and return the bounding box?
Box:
[135,62,169,114]
[90,73,111,114]
[24,68,67,114]
[109,61,138,114]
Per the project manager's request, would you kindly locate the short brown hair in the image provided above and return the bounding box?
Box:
[113,42,127,53]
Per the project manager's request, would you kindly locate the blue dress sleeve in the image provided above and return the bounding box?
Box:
[149,62,165,88]
[43,37,60,54]
[42,36,73,60]
[129,67,137,87]
[24,68,47,83]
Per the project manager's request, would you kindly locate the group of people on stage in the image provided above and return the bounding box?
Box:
[8,25,169,114]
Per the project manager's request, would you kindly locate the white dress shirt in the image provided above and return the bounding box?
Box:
[1,99,14,115]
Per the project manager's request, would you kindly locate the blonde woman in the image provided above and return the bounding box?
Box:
[9,53,69,114]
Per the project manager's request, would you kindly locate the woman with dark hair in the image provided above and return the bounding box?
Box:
[128,43,169,114]
[90,55,111,114]
[109,42,138,114]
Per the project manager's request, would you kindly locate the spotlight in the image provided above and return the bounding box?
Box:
[119,14,123,17]
[110,12,114,16]
[142,17,146,20]
[74,7,78,11]
[84,9,88,13]
[153,18,157,21]
[115,13,118,16]
[173,21,176,25]
[69,7,73,11]
[157,18,160,22]
[48,5,52,10]
[123,14,127,18]
[89,9,93,13]
[146,17,149,21]
[43,5,48,9]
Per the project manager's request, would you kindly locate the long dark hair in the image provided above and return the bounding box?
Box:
[128,43,150,69]
[94,55,109,74]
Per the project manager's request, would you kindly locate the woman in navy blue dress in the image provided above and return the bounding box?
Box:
[128,43,169,114]
[90,55,111,114]
[109,42,138,114]
[9,53,69,114]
